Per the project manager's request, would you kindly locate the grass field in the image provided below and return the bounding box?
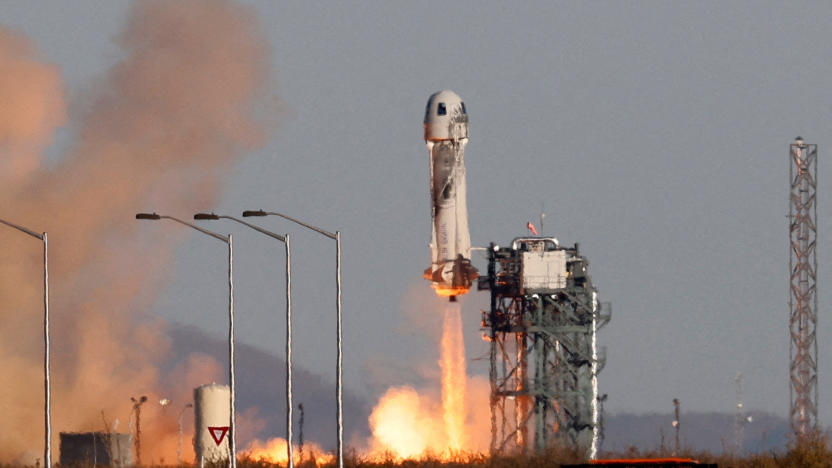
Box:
[260,431,832,468]
[10,431,832,468]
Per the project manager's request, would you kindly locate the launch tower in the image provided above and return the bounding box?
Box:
[479,237,609,457]
[788,137,818,438]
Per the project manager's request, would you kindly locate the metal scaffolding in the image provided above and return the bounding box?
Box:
[788,137,818,438]
[479,237,610,457]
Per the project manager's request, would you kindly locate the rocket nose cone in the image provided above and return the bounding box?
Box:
[424,90,468,141]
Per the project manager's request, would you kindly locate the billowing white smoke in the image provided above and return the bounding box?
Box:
[0,0,273,463]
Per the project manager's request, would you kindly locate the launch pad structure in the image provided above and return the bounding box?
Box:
[479,237,610,457]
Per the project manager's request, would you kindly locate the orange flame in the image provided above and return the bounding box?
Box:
[245,437,334,466]
[365,299,492,460]
[368,386,444,459]
[431,285,472,297]
[440,303,467,450]
[246,294,492,463]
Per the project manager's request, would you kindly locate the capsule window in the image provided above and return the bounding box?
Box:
[461,102,467,114]
[437,103,447,116]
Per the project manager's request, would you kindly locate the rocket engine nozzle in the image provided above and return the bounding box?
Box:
[425,255,479,298]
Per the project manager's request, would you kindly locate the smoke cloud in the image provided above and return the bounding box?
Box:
[0,28,65,190]
[0,0,272,463]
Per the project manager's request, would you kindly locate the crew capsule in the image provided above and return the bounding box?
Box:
[424,90,469,141]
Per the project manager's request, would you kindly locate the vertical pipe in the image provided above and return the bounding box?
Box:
[590,292,599,459]
[533,296,545,453]
[43,233,51,468]
[516,332,528,451]
[487,244,498,454]
[335,232,343,468]
[286,234,294,468]
[228,235,236,468]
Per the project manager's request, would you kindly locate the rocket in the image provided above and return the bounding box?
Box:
[423,90,478,301]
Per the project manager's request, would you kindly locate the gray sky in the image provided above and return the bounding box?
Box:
[4,0,832,427]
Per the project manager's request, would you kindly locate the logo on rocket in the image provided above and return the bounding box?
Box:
[423,90,478,301]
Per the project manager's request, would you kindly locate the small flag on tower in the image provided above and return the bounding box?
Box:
[527,222,538,235]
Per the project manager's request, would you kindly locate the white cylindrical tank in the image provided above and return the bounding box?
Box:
[194,384,231,464]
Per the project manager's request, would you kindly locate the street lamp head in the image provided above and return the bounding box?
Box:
[242,210,267,217]
[136,213,161,220]
[140,395,148,403]
[194,213,220,220]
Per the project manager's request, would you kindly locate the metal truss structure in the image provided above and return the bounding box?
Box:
[788,137,818,438]
[479,238,610,458]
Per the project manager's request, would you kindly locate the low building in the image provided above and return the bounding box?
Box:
[59,432,133,467]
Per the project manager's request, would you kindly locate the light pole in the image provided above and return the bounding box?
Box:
[193,213,294,468]
[0,218,50,468]
[135,213,237,468]
[242,209,343,468]
[178,403,193,467]
[131,396,148,465]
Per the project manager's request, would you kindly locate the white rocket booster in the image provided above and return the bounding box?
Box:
[423,90,478,300]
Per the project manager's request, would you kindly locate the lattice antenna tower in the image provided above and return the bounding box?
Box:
[788,137,818,439]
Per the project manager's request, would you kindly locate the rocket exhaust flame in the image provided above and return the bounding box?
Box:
[366,304,470,460]
[440,302,466,451]
[366,294,492,460]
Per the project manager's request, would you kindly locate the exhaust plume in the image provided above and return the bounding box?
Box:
[439,302,466,451]
[0,0,272,463]
[366,299,491,460]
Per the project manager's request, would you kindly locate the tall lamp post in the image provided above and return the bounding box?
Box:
[0,218,50,468]
[177,403,194,467]
[130,395,148,465]
[135,213,237,468]
[242,209,343,468]
[193,213,294,468]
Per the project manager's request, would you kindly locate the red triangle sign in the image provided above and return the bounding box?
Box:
[208,426,229,446]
